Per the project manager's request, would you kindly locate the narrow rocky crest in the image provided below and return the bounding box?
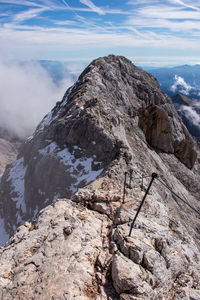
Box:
[0,55,199,299]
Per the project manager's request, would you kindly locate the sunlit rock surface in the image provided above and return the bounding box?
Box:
[0,55,199,299]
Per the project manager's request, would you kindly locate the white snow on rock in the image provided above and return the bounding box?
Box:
[27,135,33,142]
[37,110,54,131]
[38,142,103,194]
[57,147,103,193]
[7,157,27,222]
[38,142,57,155]
[35,80,80,133]
[60,86,73,108]
[60,80,79,108]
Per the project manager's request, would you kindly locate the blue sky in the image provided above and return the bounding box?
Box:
[0,0,200,66]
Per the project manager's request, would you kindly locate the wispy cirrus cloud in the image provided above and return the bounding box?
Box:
[0,0,200,66]
[0,0,40,6]
[134,5,200,20]
[13,7,48,23]
[1,23,199,54]
[126,16,200,33]
[0,0,63,9]
[54,20,77,26]
[170,0,200,11]
[126,0,200,35]
[128,0,200,11]
[79,0,105,15]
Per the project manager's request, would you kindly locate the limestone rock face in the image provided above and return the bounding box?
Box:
[0,184,199,299]
[0,200,109,299]
[0,55,197,239]
[138,104,197,168]
[0,55,199,299]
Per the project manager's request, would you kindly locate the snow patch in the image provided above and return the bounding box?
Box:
[35,80,80,132]
[38,142,57,155]
[57,147,103,194]
[27,135,33,141]
[7,157,27,223]
[73,145,81,150]
[60,86,73,107]
[37,110,54,131]
[60,80,80,107]
[38,142,103,195]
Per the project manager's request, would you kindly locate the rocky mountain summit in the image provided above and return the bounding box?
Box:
[0,55,200,299]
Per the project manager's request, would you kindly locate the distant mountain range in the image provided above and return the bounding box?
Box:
[147,64,200,101]
[36,61,200,103]
[145,65,200,143]
[38,60,78,84]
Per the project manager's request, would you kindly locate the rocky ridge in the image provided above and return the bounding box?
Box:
[0,55,199,299]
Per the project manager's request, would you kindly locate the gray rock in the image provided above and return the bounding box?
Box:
[0,55,199,299]
[0,54,197,239]
[0,200,108,299]
[174,287,200,300]
[112,253,153,297]
[120,294,144,300]
[143,249,169,284]
[138,104,197,169]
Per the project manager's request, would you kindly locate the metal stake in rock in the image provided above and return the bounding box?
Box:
[123,172,128,204]
[129,172,158,237]
[129,169,133,189]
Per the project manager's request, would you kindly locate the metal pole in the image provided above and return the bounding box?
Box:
[141,174,144,191]
[129,169,133,189]
[129,173,158,237]
[123,172,128,204]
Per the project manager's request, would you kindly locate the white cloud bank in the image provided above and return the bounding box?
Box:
[171,74,193,95]
[0,59,74,139]
[180,105,200,128]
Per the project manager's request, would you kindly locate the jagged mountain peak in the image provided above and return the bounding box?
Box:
[36,54,196,167]
[38,54,161,125]
[0,55,198,238]
[0,55,200,299]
